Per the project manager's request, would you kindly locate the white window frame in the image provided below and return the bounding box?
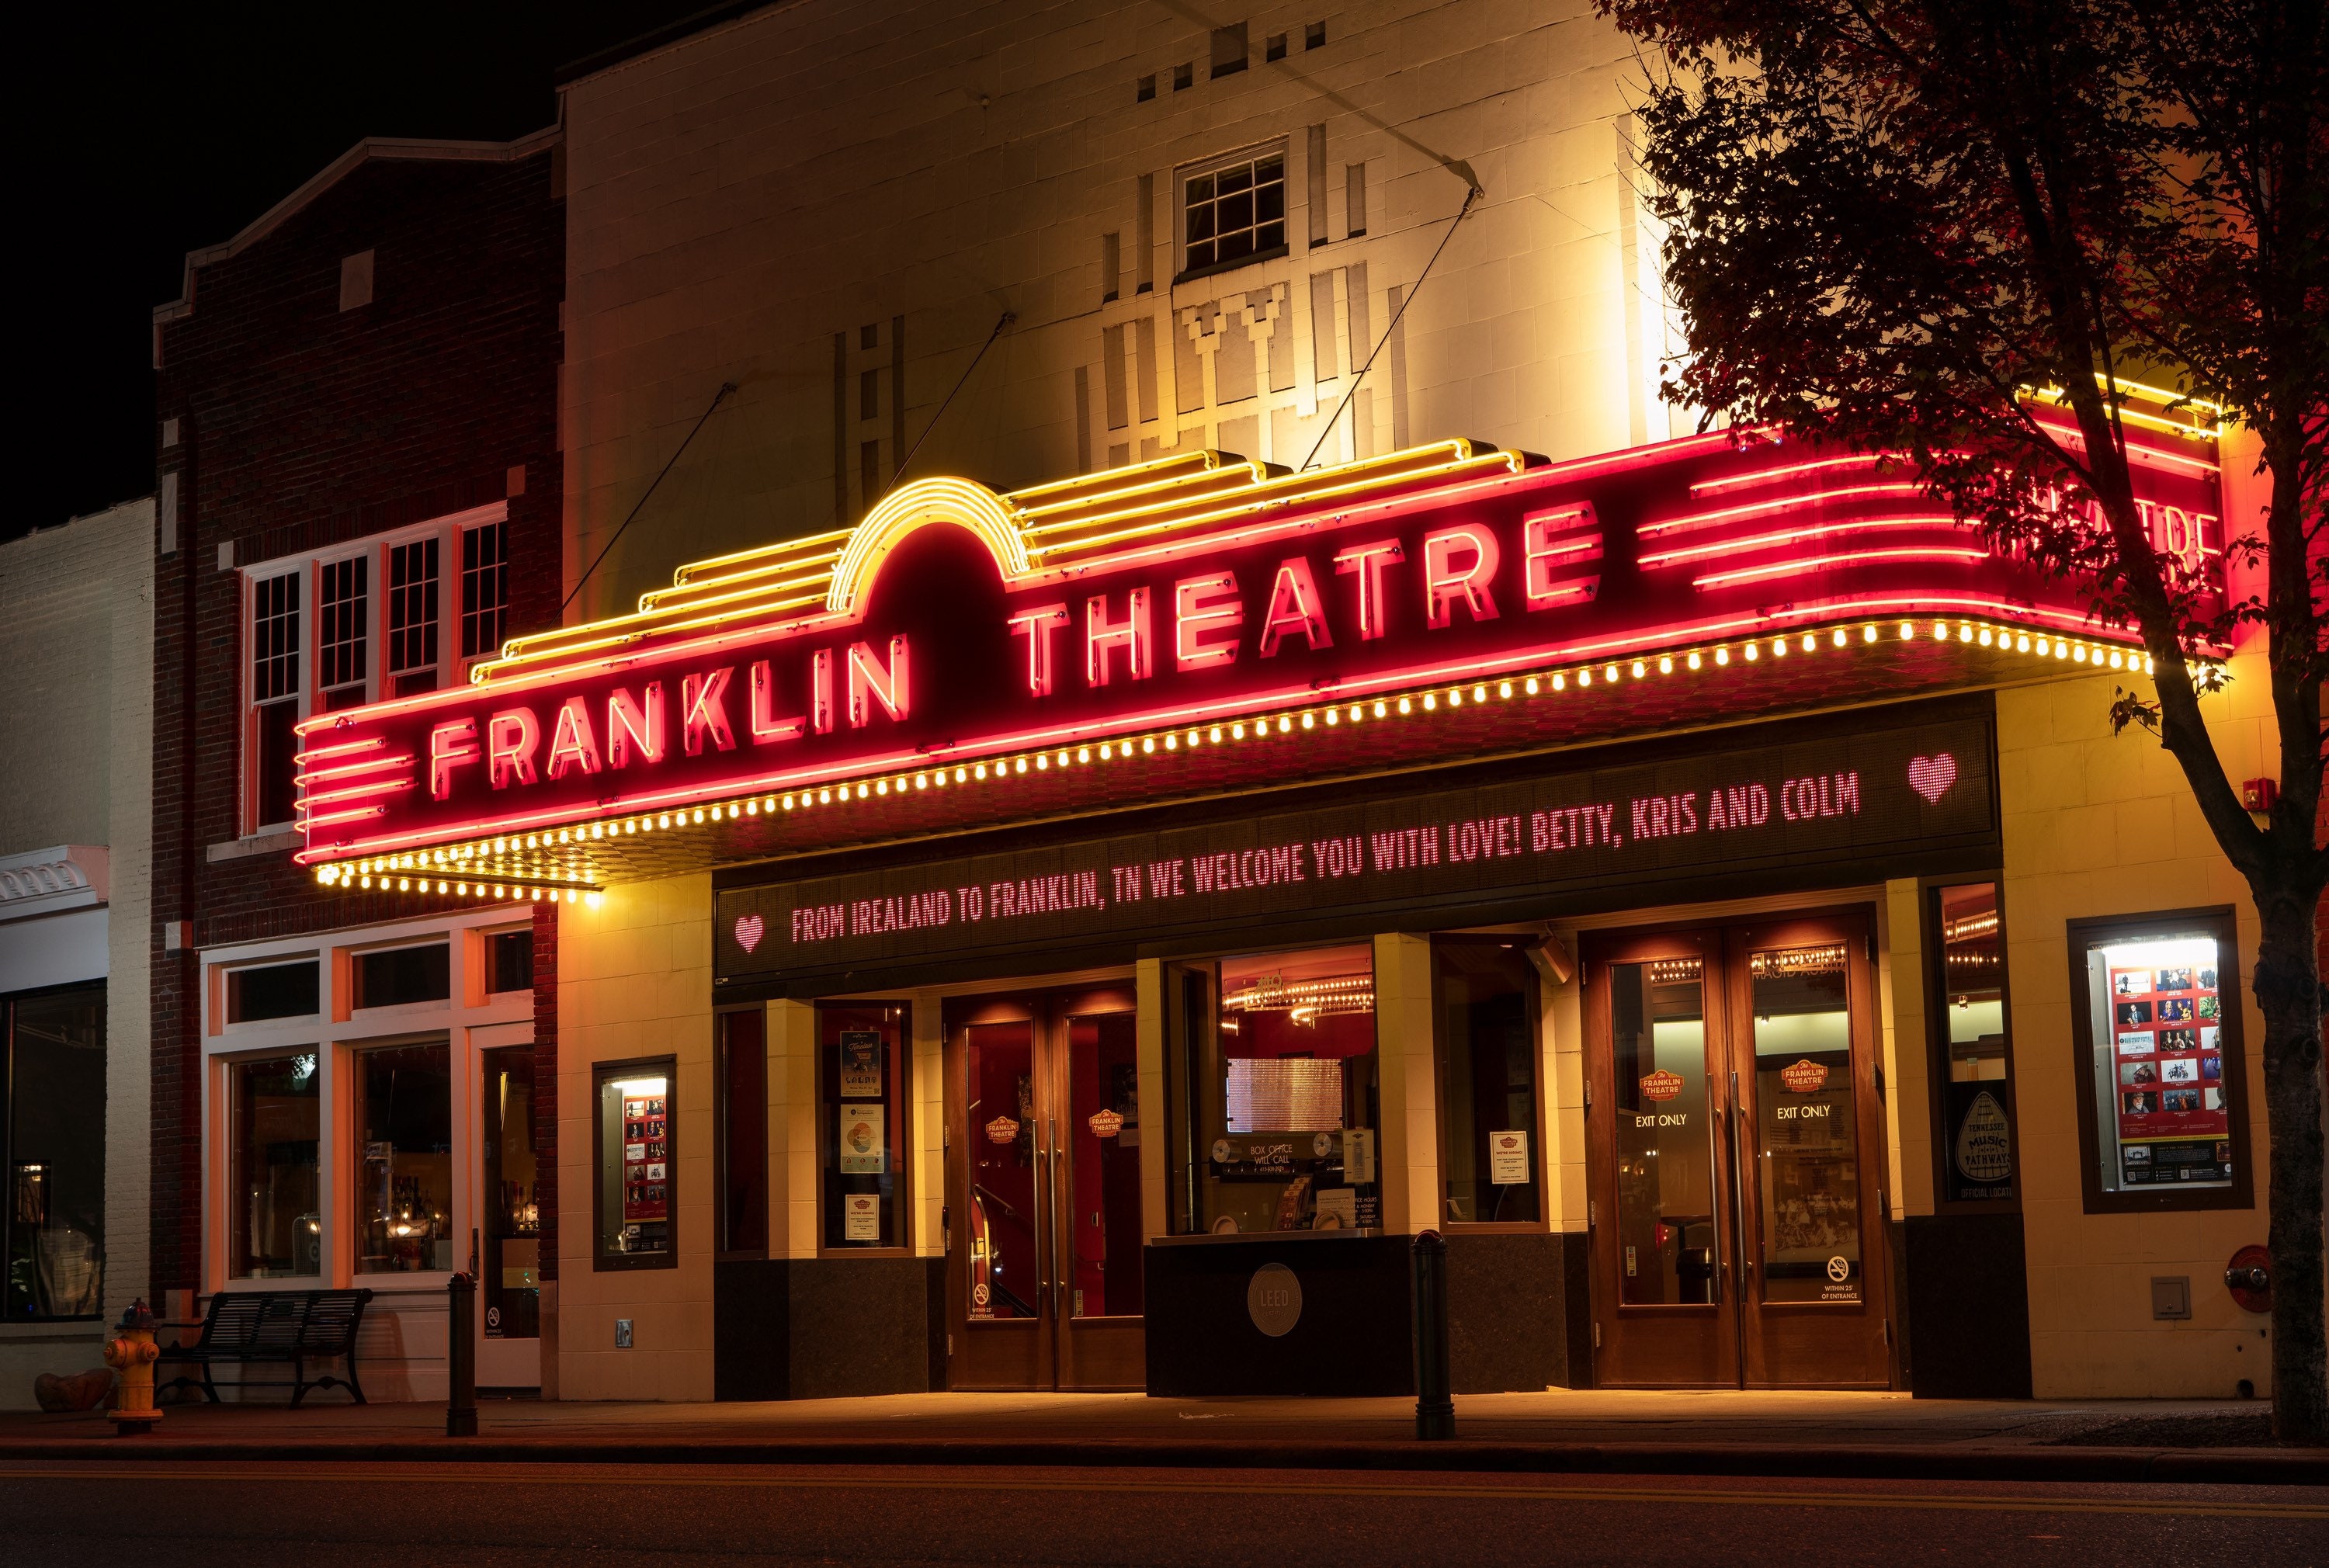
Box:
[1175,139,1292,283]
[235,501,506,838]
[199,907,535,1296]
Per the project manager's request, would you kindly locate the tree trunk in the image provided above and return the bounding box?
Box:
[2254,880,2328,1445]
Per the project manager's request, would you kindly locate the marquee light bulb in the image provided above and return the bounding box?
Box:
[1577,668,1591,686]
[1525,677,1539,695]
[1210,727,1224,742]
[1300,712,1314,729]
[1373,700,1388,717]
[1142,737,1155,754]
[1606,664,1622,682]
[1658,656,1674,675]
[1743,643,1758,662]
[1631,661,1647,678]
[1422,692,1438,711]
[1324,707,1340,725]
[1277,716,1292,734]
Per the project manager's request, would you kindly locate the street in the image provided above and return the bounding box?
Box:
[1,1461,2318,1567]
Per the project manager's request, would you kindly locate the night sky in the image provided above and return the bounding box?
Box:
[16,3,710,544]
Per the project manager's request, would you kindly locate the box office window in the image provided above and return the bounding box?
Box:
[1433,940,1543,1226]
[819,1003,908,1251]
[595,1060,675,1267]
[230,1052,320,1279]
[352,943,450,1010]
[716,1008,769,1254]
[1167,942,1381,1235]
[1931,882,2018,1205]
[2,987,106,1319]
[353,1040,454,1273]
[2070,909,2252,1211]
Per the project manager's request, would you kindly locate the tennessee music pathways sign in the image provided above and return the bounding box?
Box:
[714,711,1994,985]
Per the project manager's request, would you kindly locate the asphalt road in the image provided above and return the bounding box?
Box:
[1,1460,2319,1566]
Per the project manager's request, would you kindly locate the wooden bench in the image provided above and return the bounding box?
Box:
[158,1288,373,1406]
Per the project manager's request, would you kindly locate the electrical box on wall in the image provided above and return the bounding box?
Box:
[615,1318,633,1348]
[2150,1276,2192,1320]
[2240,778,2278,813]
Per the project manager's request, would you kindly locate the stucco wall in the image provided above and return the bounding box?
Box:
[557,0,1659,620]
[1998,658,2277,1399]
[555,873,716,1400]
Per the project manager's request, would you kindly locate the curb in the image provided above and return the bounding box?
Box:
[0,1436,2320,1484]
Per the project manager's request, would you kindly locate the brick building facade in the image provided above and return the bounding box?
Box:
[149,130,564,1394]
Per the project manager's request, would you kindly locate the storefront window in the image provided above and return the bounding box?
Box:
[1433,940,1542,1226]
[3,987,106,1318]
[482,1046,540,1338]
[1167,943,1380,1235]
[1931,882,2017,1205]
[595,1058,676,1266]
[2071,910,2250,1209]
[230,1052,320,1279]
[717,1008,768,1254]
[820,1003,908,1251]
[353,1040,454,1273]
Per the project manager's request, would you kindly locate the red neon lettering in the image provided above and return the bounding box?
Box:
[1522,504,1600,608]
[607,683,665,768]
[1258,557,1333,657]
[1173,573,1242,670]
[486,709,540,789]
[1421,523,1501,628]
[748,659,804,744]
[682,667,738,756]
[847,637,911,726]
[1007,603,1071,697]
[1331,539,1404,640]
[1085,588,1153,685]
[428,718,478,800]
[810,648,835,734]
[546,696,603,779]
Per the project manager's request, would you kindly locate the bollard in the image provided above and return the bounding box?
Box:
[1412,1229,1454,1441]
[446,1271,478,1438]
[103,1299,163,1436]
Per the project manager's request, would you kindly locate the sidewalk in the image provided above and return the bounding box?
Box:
[3,1389,2320,1483]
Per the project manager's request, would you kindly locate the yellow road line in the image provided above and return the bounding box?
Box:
[0,1466,2317,1521]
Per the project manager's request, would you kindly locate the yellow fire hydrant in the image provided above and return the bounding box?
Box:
[103,1299,163,1436]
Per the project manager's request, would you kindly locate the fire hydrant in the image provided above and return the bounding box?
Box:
[102,1299,163,1436]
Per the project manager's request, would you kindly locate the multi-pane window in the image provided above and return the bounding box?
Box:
[251,571,302,827]
[2,987,107,1318]
[388,537,440,694]
[318,556,369,709]
[460,522,507,662]
[1184,150,1286,275]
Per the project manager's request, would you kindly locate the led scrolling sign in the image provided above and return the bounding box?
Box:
[293,426,2223,886]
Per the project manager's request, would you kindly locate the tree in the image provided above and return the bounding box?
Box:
[1598,0,2327,1439]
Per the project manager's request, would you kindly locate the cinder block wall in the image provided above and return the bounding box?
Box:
[0,495,155,1403]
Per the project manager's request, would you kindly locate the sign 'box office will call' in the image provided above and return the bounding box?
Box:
[289,425,2216,873]
[713,708,1998,988]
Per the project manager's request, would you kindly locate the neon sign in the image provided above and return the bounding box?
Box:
[295,431,2220,879]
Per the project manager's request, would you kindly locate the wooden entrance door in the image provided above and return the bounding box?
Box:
[1584,911,1893,1388]
[945,985,1144,1390]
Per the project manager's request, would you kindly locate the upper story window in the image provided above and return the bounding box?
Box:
[238,501,507,835]
[387,537,442,696]
[249,569,304,830]
[1180,144,1288,282]
[318,556,368,710]
[461,520,508,661]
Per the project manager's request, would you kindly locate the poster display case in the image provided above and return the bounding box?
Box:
[593,1057,676,1267]
[2070,909,2251,1212]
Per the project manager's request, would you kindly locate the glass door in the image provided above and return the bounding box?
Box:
[1585,912,1890,1388]
[477,1046,541,1387]
[946,986,1141,1390]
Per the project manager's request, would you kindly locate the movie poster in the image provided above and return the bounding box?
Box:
[623,1091,668,1222]
[2109,957,2233,1185]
